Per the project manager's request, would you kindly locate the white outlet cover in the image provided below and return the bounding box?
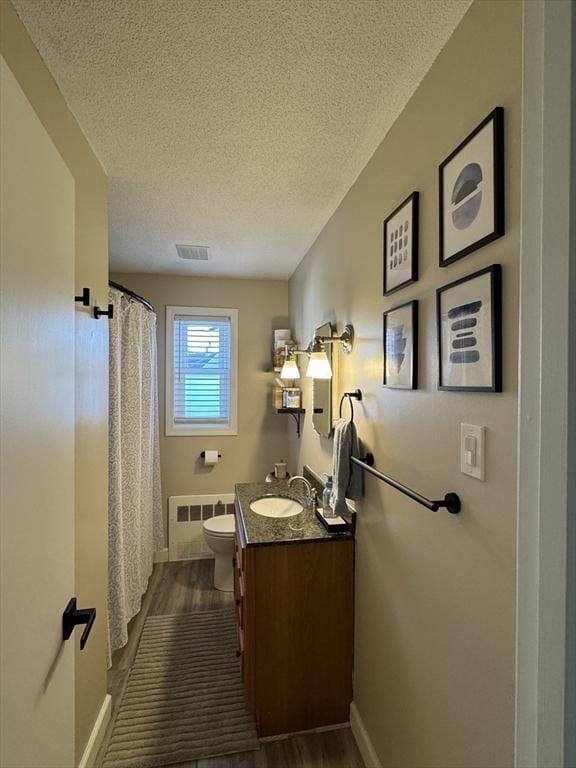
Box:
[460,423,485,481]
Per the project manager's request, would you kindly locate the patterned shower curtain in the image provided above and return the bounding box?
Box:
[108,287,164,664]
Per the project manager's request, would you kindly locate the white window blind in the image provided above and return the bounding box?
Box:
[174,314,231,424]
[166,307,237,436]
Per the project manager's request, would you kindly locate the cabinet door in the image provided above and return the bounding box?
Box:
[252,540,354,736]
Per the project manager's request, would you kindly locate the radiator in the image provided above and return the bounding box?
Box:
[168,493,235,561]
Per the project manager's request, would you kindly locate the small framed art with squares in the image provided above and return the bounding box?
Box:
[383,192,419,295]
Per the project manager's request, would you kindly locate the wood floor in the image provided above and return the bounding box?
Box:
[96,560,365,768]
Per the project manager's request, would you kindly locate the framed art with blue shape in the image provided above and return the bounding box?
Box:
[439,107,504,267]
[383,300,418,389]
[436,264,501,392]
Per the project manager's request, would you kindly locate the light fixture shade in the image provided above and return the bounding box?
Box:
[306,351,332,379]
[280,359,300,380]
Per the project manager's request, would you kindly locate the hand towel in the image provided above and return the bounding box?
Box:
[330,418,363,516]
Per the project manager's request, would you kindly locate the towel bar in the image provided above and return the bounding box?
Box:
[351,453,461,514]
[339,389,461,514]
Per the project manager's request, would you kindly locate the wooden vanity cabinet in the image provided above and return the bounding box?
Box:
[233,503,354,737]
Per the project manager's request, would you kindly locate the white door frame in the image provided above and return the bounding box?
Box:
[516,2,575,767]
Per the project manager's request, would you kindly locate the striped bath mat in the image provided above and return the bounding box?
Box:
[103,609,259,767]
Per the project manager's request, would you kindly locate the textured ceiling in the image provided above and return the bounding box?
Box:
[13,0,471,279]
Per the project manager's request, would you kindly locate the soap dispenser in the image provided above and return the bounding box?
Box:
[315,473,349,532]
[322,474,335,518]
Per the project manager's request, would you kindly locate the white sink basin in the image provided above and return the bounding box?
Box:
[250,496,304,518]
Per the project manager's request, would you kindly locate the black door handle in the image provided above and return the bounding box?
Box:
[62,598,96,650]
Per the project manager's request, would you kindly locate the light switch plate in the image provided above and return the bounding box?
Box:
[460,423,485,480]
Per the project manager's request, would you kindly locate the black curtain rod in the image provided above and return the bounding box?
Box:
[109,280,155,312]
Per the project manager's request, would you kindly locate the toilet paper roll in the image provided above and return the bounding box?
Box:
[203,449,220,466]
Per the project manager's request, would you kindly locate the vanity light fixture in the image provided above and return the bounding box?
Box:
[305,324,355,380]
[280,325,355,380]
[279,357,301,380]
[305,348,332,379]
[279,347,309,380]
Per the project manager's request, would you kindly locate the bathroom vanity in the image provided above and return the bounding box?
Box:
[233,482,354,737]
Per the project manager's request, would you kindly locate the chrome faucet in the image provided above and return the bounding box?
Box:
[287,476,317,509]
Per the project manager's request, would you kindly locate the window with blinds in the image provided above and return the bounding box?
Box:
[166,307,238,435]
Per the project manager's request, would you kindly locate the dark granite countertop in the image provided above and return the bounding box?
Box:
[234,481,354,547]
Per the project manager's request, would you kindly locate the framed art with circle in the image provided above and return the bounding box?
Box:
[383,191,419,295]
[383,300,418,389]
[439,107,504,267]
[436,264,502,392]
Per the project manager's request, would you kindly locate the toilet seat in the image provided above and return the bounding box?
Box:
[203,514,235,538]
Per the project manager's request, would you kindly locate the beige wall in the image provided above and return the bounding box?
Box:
[289,2,521,766]
[0,3,109,763]
[111,274,289,528]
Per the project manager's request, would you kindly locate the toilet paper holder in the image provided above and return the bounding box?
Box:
[200,451,222,459]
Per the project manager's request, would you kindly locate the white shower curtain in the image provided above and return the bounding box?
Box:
[108,287,164,663]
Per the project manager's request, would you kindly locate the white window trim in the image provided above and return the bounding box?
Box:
[165,305,238,437]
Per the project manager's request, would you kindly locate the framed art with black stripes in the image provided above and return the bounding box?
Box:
[436,264,501,392]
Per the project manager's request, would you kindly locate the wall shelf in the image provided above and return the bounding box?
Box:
[277,408,305,437]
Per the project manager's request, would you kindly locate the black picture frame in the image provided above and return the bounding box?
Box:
[439,107,504,267]
[436,264,502,392]
[383,299,418,390]
[383,191,419,295]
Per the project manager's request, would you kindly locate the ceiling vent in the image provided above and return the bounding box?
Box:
[175,244,211,261]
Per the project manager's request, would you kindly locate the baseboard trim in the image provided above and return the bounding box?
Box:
[350,701,382,768]
[153,547,169,563]
[168,553,214,563]
[259,722,349,742]
[77,693,112,768]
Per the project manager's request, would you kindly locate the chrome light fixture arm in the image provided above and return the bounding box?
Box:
[309,323,354,354]
[282,345,311,361]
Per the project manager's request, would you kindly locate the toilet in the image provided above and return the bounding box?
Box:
[203,514,236,591]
